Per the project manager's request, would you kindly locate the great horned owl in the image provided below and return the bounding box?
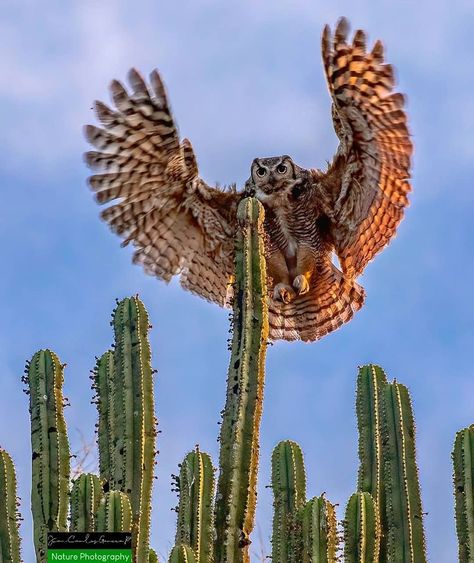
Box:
[84,18,412,342]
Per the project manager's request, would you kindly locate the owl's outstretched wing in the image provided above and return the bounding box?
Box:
[316,18,412,279]
[85,68,241,305]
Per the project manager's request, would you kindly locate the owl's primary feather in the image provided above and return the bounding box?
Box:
[85,18,412,342]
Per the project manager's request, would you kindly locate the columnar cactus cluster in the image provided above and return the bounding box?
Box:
[0,198,473,562]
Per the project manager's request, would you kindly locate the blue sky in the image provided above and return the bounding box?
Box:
[1,1,473,560]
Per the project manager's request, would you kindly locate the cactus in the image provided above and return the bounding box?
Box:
[0,448,22,563]
[271,440,307,563]
[356,364,387,504]
[175,448,215,563]
[168,545,197,563]
[344,492,379,563]
[356,364,387,557]
[453,425,474,562]
[94,350,115,482]
[27,349,70,562]
[382,381,426,563]
[149,548,159,562]
[95,491,133,532]
[214,197,269,563]
[93,296,157,561]
[70,473,103,532]
[299,496,337,563]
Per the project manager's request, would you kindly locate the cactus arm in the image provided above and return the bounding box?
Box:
[27,350,70,561]
[168,545,197,563]
[453,425,474,562]
[70,473,103,532]
[93,351,115,486]
[271,440,307,563]
[299,496,337,563]
[148,548,159,562]
[175,449,215,562]
[344,492,379,563]
[214,197,269,563]
[0,448,22,563]
[95,491,133,532]
[383,382,426,563]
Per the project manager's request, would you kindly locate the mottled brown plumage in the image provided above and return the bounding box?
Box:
[85,18,412,342]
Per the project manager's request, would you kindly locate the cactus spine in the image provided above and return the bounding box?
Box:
[70,473,103,532]
[299,496,337,563]
[214,197,269,563]
[168,545,197,563]
[0,448,22,563]
[96,491,133,532]
[271,440,307,562]
[344,492,379,563]
[453,425,474,562]
[175,448,215,563]
[27,349,70,562]
[382,382,426,563]
[94,297,157,561]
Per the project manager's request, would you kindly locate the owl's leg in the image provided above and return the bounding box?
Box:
[291,247,315,296]
[266,250,296,303]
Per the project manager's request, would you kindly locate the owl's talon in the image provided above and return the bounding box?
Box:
[293,275,310,295]
[273,283,296,304]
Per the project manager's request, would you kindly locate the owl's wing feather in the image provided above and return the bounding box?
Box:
[85,68,240,305]
[318,18,412,279]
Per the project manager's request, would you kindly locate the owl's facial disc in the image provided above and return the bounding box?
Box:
[250,156,296,200]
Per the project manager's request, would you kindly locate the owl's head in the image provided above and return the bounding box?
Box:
[245,155,307,202]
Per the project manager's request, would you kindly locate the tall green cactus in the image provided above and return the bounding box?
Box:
[27,349,70,562]
[453,425,474,562]
[175,448,215,563]
[344,492,379,563]
[94,296,157,561]
[271,440,307,563]
[70,473,103,532]
[168,545,197,563]
[214,197,269,563]
[356,364,387,505]
[0,448,22,563]
[382,382,426,563]
[299,496,337,563]
[96,491,133,532]
[356,364,387,558]
[94,350,115,481]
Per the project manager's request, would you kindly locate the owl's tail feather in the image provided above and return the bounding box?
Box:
[268,262,365,342]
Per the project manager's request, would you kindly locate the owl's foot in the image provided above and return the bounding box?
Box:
[292,274,310,296]
[273,283,296,304]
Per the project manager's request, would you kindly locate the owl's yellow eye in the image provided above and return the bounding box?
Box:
[276,164,287,174]
[256,167,267,177]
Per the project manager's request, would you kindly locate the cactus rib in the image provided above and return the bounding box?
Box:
[214,197,269,563]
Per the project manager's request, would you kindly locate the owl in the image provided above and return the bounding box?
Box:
[84,18,412,342]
